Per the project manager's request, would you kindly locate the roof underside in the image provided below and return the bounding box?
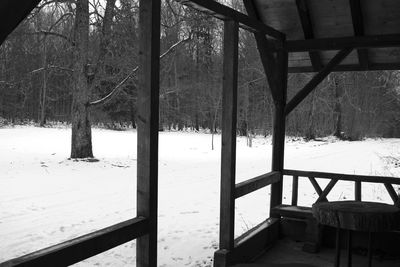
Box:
[254,0,400,72]
[0,0,41,45]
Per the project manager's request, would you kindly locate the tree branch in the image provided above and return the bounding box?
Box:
[89,36,191,107]
[31,30,74,45]
[30,65,73,74]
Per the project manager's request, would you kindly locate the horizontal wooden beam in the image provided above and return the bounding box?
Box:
[214,218,279,266]
[285,48,352,115]
[285,34,400,52]
[233,218,279,262]
[271,204,314,219]
[235,171,281,198]
[283,169,400,185]
[2,217,149,267]
[288,62,400,73]
[177,0,285,40]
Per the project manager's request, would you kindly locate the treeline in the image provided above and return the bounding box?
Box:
[1,0,400,141]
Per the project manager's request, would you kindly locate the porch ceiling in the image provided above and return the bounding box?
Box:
[0,0,41,45]
[253,0,400,72]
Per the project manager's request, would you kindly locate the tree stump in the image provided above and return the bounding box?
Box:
[312,201,400,232]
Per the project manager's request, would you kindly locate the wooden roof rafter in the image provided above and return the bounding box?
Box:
[295,0,323,71]
[349,0,369,69]
[285,48,353,115]
[176,0,285,41]
[285,34,400,52]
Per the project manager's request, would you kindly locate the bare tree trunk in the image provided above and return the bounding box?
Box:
[70,0,93,158]
[333,75,343,138]
[306,90,316,140]
[39,38,47,126]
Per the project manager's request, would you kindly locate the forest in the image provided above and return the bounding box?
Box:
[1,0,400,158]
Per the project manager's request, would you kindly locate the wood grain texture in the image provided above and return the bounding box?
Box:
[2,217,149,267]
[235,171,281,199]
[295,0,322,70]
[137,0,160,266]
[349,0,369,68]
[253,0,400,71]
[270,50,288,214]
[312,201,400,232]
[219,20,239,251]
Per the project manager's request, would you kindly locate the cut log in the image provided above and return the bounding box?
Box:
[312,201,400,232]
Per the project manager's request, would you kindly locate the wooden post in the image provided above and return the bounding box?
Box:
[219,20,239,252]
[291,175,299,206]
[355,181,362,201]
[137,0,160,266]
[270,50,288,216]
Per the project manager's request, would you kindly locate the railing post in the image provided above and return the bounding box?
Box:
[270,49,288,216]
[137,0,160,266]
[292,175,299,206]
[355,181,362,201]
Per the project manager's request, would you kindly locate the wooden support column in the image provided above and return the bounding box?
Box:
[219,20,239,253]
[137,0,160,266]
[270,50,288,216]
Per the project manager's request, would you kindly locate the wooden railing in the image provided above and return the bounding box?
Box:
[282,169,400,207]
[1,217,149,266]
[215,170,282,266]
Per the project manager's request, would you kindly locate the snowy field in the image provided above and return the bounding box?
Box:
[1,127,399,266]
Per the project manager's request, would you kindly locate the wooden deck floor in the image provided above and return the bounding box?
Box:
[234,238,400,267]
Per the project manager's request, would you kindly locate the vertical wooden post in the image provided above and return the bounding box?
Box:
[270,50,288,216]
[220,20,239,252]
[291,175,299,206]
[137,0,160,266]
[355,181,361,201]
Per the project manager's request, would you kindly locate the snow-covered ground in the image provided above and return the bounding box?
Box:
[0,127,399,266]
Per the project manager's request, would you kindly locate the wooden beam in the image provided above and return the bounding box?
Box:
[316,179,338,203]
[285,48,352,116]
[137,0,160,266]
[283,169,400,185]
[355,181,362,201]
[0,0,41,44]
[219,20,239,251]
[384,183,400,206]
[288,62,400,73]
[285,34,400,52]
[243,0,283,103]
[270,50,288,215]
[235,171,281,199]
[214,218,279,266]
[349,0,369,68]
[308,177,328,202]
[233,218,280,263]
[292,175,299,206]
[2,217,149,267]
[177,0,284,40]
[295,0,323,71]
